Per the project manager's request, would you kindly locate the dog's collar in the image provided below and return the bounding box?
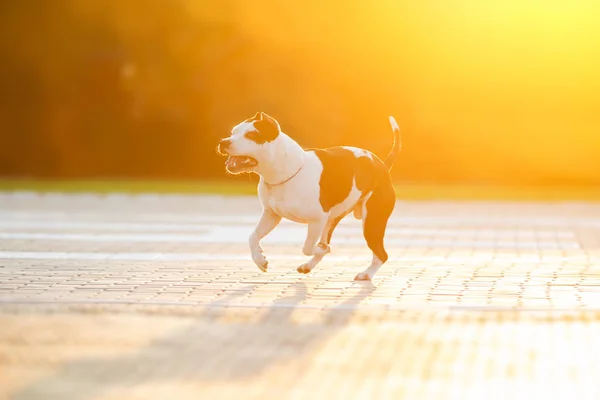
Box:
[264,161,304,188]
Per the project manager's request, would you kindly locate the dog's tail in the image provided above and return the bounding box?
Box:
[383,116,401,170]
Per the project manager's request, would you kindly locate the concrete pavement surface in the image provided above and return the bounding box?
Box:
[1,193,600,399]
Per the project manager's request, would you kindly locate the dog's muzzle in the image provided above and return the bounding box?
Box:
[218,138,258,173]
[218,138,232,155]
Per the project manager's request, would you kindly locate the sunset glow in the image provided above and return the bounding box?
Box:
[1,0,599,184]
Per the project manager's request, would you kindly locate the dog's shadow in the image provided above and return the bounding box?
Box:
[12,281,375,399]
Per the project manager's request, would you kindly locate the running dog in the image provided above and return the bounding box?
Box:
[218,112,400,280]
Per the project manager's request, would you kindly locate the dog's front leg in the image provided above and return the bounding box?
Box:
[249,209,282,272]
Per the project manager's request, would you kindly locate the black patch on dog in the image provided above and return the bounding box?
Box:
[314,147,387,212]
[254,114,280,142]
[326,213,347,243]
[314,146,396,266]
[244,130,265,144]
[244,112,280,144]
[363,181,396,263]
[244,112,262,123]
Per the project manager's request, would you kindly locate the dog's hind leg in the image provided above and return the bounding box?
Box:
[353,196,366,220]
[354,183,396,281]
[302,219,328,256]
[352,202,363,220]
[297,214,344,274]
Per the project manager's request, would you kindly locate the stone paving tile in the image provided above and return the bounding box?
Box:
[1,194,600,398]
[2,307,600,400]
[1,250,599,310]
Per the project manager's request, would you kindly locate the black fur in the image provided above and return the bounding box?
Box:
[244,112,262,123]
[313,147,388,212]
[363,182,396,262]
[314,146,397,266]
[244,112,280,144]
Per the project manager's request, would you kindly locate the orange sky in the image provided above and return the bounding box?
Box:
[221,1,600,184]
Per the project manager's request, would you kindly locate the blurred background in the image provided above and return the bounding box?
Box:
[1,0,599,193]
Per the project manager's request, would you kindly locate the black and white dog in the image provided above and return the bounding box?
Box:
[218,112,401,280]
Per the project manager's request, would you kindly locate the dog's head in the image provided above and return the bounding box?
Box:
[218,112,282,175]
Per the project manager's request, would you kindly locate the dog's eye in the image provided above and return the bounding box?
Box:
[245,131,261,141]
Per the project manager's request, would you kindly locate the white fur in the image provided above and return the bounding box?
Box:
[259,151,325,223]
[343,146,373,160]
[355,254,384,281]
[389,116,399,132]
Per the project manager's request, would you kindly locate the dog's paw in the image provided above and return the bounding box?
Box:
[354,272,372,281]
[297,263,312,274]
[252,253,269,272]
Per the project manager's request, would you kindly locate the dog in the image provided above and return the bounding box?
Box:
[218,112,400,280]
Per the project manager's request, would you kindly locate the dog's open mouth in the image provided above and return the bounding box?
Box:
[225,156,258,173]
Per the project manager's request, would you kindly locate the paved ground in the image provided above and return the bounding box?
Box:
[1,193,600,399]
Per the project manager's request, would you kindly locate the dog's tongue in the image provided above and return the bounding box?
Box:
[225,156,248,168]
[225,156,236,167]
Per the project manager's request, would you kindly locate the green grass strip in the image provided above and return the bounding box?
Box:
[0,179,599,201]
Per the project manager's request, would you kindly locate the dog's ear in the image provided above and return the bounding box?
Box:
[254,112,281,141]
[258,112,280,130]
[245,112,262,123]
